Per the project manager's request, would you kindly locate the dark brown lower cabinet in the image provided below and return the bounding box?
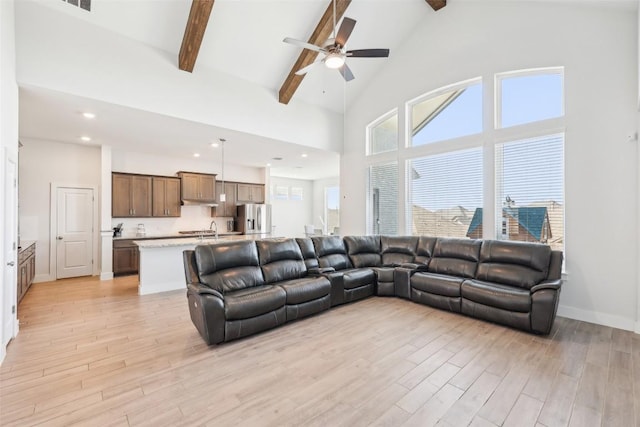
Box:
[113,239,139,276]
[18,242,36,304]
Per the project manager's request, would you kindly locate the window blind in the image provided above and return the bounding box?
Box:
[369,163,398,235]
[495,134,564,251]
[409,148,483,238]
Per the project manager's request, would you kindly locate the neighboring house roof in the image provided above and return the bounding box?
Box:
[466,206,549,240]
[467,208,483,235]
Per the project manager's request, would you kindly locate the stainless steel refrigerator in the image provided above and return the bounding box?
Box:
[237,204,272,235]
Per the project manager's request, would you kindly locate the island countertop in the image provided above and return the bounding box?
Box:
[134,234,274,248]
[133,234,275,295]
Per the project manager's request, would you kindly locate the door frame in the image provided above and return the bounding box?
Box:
[49,183,99,280]
[2,148,19,361]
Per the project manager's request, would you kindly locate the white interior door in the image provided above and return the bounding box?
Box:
[3,153,18,349]
[56,187,94,279]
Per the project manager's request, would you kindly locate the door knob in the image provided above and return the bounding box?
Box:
[6,261,14,266]
[57,236,63,240]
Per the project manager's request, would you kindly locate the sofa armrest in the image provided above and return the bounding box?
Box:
[394,266,416,300]
[399,263,428,272]
[530,279,562,293]
[186,283,226,345]
[308,267,336,276]
[187,282,224,300]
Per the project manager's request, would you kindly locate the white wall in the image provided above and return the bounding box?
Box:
[1,0,19,363]
[270,177,313,238]
[342,2,639,331]
[14,1,343,154]
[19,138,101,282]
[312,177,340,234]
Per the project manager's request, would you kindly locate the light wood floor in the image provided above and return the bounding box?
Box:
[1,276,638,427]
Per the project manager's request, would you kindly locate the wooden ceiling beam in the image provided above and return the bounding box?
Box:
[278,0,352,105]
[179,0,215,73]
[426,0,446,11]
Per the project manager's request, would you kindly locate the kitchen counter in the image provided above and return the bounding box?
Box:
[134,234,274,295]
[113,231,243,240]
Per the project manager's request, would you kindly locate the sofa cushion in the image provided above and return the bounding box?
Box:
[224,285,286,320]
[414,236,437,266]
[345,235,381,268]
[276,276,331,305]
[312,236,352,270]
[461,279,531,313]
[257,239,306,284]
[428,238,481,278]
[380,236,418,266]
[295,237,319,270]
[195,241,265,292]
[343,268,375,290]
[411,272,463,297]
[476,240,551,289]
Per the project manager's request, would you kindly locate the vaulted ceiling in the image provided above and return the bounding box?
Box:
[16,0,446,179]
[177,0,446,106]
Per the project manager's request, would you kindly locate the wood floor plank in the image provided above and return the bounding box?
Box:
[502,394,544,427]
[2,276,638,427]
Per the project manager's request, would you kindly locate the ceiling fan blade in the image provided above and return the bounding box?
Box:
[283,37,326,54]
[338,63,355,82]
[295,60,323,76]
[335,17,356,47]
[347,49,390,58]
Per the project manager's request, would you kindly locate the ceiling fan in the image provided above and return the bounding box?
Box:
[283,0,390,82]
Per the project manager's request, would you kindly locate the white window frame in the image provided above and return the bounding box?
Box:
[405,77,483,149]
[366,108,399,156]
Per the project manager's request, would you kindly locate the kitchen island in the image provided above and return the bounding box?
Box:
[134,234,273,295]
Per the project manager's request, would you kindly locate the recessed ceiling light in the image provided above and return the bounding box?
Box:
[80,136,91,142]
[193,153,200,158]
[266,163,272,167]
[82,112,96,119]
[301,154,308,158]
[211,143,219,148]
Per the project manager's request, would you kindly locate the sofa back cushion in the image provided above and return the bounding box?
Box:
[414,236,437,266]
[428,238,481,278]
[344,235,381,268]
[476,240,551,289]
[195,241,265,293]
[257,238,306,284]
[295,237,319,270]
[380,236,419,266]
[312,236,352,270]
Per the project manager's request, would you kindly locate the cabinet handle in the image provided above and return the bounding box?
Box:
[6,261,14,267]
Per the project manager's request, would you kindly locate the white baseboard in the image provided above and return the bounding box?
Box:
[33,274,54,283]
[558,304,636,332]
[100,272,114,281]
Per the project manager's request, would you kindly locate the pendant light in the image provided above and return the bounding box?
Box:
[219,138,226,202]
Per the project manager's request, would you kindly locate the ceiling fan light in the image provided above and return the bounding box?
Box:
[325,53,345,69]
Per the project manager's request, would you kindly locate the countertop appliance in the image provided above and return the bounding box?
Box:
[113,223,123,237]
[237,204,271,235]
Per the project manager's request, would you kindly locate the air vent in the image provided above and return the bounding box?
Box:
[62,0,91,12]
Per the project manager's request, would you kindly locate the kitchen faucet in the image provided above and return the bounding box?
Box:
[209,220,218,240]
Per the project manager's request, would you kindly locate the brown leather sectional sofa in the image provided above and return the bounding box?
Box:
[183,235,563,345]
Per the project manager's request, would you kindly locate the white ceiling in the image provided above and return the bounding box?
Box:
[19,85,341,180]
[17,0,434,180]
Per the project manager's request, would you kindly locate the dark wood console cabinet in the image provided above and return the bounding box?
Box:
[18,242,36,303]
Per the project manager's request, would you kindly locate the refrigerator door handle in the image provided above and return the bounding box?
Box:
[257,206,262,230]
